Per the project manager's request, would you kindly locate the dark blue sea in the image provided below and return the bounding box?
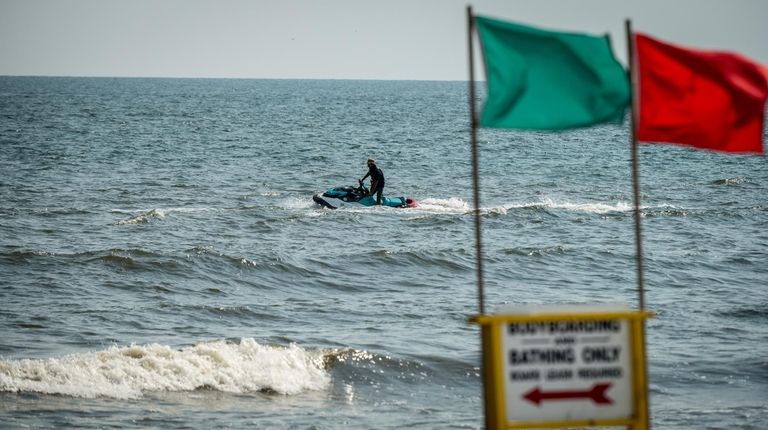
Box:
[1,76,766,429]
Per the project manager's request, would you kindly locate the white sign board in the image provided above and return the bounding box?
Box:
[499,305,633,422]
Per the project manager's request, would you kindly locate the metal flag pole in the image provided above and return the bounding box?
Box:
[626,19,652,430]
[468,7,499,429]
[625,19,646,311]
[467,5,485,316]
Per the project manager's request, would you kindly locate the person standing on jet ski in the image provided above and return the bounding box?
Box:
[361,158,385,205]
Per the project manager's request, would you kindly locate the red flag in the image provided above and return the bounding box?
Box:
[635,33,768,154]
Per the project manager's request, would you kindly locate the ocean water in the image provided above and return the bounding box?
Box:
[1,76,766,429]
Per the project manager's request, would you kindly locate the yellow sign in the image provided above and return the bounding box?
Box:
[471,305,653,429]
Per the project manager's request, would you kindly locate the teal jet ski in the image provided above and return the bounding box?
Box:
[313,181,418,209]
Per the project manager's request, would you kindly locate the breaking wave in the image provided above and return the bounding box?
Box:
[0,339,330,399]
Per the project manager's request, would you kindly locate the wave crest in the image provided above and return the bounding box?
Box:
[113,207,217,225]
[115,208,166,225]
[0,339,330,399]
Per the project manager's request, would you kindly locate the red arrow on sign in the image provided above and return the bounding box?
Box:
[523,383,613,406]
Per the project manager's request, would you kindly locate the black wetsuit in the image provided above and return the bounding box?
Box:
[362,164,385,205]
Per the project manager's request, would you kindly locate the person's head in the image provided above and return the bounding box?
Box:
[367,158,376,167]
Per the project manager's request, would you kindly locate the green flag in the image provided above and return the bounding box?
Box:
[475,16,630,130]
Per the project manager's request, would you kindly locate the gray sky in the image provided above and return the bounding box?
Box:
[1,0,766,80]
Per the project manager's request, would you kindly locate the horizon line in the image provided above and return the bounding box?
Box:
[0,73,483,83]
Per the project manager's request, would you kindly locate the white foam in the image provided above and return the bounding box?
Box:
[413,197,470,213]
[398,197,635,217]
[507,198,633,214]
[281,197,317,210]
[0,339,330,399]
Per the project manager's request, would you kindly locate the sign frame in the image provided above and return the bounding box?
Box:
[471,309,653,430]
